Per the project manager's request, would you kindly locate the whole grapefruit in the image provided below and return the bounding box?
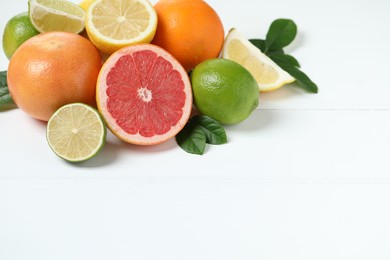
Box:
[7,31,102,121]
[151,0,224,72]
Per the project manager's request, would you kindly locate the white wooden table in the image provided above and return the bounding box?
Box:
[1,0,390,259]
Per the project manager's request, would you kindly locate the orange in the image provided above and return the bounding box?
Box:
[7,32,102,121]
[151,0,224,72]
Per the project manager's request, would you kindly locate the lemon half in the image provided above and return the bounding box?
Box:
[85,0,157,54]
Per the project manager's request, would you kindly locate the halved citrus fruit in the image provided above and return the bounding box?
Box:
[222,28,295,92]
[96,44,193,145]
[79,0,94,11]
[28,0,86,34]
[47,103,106,163]
[85,0,157,54]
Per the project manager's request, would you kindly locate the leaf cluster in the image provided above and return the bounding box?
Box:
[0,71,16,109]
[177,19,318,155]
[250,19,318,93]
[176,115,227,155]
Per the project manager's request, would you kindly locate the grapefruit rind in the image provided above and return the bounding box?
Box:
[96,44,193,145]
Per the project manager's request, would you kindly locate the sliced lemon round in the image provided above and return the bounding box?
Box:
[28,0,86,34]
[85,0,157,54]
[222,28,295,92]
[47,103,107,163]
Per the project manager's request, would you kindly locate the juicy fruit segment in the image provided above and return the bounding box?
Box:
[222,28,295,92]
[191,58,259,125]
[228,39,279,84]
[79,0,94,10]
[97,44,192,145]
[152,0,224,71]
[47,103,106,162]
[85,0,157,54]
[2,12,39,59]
[7,31,102,121]
[28,0,86,34]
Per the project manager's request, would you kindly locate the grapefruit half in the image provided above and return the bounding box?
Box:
[96,44,193,145]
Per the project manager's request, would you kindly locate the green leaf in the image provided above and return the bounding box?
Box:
[0,71,16,109]
[279,65,318,93]
[249,39,285,55]
[269,53,300,68]
[176,120,206,155]
[268,49,285,55]
[265,19,297,53]
[249,39,266,52]
[176,115,228,155]
[249,19,318,94]
[193,115,227,145]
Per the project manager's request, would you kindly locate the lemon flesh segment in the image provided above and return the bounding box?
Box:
[79,0,95,11]
[222,28,295,92]
[28,0,86,34]
[47,103,106,163]
[86,0,158,54]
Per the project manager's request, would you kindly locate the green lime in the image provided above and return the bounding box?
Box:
[2,12,39,59]
[191,58,259,125]
[46,103,107,163]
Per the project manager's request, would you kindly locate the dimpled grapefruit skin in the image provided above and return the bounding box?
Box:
[96,44,192,145]
[7,31,102,121]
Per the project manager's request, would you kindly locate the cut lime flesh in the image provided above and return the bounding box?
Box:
[29,0,86,34]
[47,103,106,163]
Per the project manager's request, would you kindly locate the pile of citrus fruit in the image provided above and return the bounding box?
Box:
[2,0,298,161]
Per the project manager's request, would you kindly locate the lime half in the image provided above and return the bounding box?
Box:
[47,103,106,163]
[28,0,86,34]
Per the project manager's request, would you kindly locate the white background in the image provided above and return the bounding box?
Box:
[1,0,390,259]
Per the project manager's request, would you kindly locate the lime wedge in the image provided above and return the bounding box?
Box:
[47,103,106,163]
[28,0,86,34]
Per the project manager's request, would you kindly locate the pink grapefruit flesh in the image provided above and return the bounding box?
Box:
[96,44,193,145]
